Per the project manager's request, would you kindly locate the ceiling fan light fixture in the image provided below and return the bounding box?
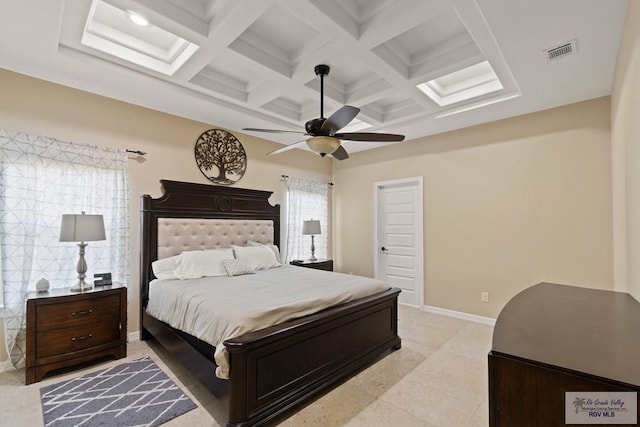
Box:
[306,136,340,156]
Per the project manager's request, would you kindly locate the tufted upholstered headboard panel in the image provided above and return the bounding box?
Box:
[157,218,274,259]
[140,180,280,308]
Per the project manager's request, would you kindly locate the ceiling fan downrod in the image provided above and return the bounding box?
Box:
[314,64,330,119]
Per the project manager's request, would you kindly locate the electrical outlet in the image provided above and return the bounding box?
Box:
[481,292,489,302]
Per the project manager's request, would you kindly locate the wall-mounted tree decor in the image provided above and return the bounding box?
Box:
[194,128,247,185]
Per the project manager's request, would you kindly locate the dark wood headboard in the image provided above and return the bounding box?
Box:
[139,180,280,309]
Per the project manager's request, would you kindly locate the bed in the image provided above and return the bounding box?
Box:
[140,180,401,427]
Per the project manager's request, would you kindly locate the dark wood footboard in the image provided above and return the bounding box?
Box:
[225,287,401,426]
[142,287,400,427]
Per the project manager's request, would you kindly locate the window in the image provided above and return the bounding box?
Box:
[284,177,329,262]
[0,129,129,369]
[284,177,329,261]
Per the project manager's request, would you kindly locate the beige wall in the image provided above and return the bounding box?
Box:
[0,69,331,362]
[333,97,613,318]
[611,0,640,302]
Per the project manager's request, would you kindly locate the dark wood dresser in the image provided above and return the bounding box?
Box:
[290,259,333,271]
[26,284,127,384]
[489,283,640,426]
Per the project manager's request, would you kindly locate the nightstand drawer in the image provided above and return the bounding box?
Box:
[35,294,120,330]
[35,321,120,358]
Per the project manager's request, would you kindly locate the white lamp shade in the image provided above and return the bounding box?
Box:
[302,219,321,235]
[59,213,106,242]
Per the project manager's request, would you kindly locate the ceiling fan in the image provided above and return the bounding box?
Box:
[243,64,405,160]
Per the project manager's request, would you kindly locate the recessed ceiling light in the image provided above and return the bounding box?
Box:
[126,10,149,27]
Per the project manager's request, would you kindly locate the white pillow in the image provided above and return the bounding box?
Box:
[223,259,255,277]
[152,255,179,280]
[233,245,280,271]
[246,241,282,263]
[174,248,235,279]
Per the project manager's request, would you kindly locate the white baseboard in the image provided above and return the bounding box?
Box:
[422,304,496,326]
[128,331,140,343]
[0,361,15,374]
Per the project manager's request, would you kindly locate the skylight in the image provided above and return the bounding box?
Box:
[416,61,503,106]
[82,0,199,76]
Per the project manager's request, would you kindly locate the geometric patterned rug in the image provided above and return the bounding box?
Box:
[40,357,197,427]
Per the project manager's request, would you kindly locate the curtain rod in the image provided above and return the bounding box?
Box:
[281,174,333,186]
[126,149,147,156]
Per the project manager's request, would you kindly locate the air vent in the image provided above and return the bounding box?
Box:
[545,40,577,62]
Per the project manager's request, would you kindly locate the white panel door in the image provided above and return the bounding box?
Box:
[375,178,423,306]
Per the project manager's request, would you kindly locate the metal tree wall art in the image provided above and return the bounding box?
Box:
[195,129,247,185]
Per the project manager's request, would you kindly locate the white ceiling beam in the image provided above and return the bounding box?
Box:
[170,0,278,82]
[246,79,283,108]
[359,0,449,49]
[345,79,392,106]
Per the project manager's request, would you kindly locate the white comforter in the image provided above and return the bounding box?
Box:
[146,265,388,379]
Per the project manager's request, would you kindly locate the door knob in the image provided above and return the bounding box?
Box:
[381,247,388,252]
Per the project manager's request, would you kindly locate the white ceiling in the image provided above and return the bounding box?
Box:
[0,0,628,156]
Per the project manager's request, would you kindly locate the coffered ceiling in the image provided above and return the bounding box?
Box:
[0,0,628,155]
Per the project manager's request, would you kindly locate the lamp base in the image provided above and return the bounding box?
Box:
[71,242,92,292]
[70,280,93,293]
[309,235,317,262]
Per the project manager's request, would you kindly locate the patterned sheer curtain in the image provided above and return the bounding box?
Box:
[284,176,329,262]
[0,129,129,370]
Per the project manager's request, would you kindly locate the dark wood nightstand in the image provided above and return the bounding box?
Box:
[290,259,334,271]
[25,284,127,384]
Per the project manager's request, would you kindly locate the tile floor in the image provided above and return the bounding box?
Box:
[0,305,493,426]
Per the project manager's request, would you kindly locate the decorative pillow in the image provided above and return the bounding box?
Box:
[174,248,235,279]
[223,259,255,277]
[246,241,282,263]
[233,245,280,271]
[152,255,179,280]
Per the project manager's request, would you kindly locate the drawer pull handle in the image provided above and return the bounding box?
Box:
[71,309,93,317]
[71,334,93,342]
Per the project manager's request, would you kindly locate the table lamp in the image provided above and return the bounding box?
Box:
[302,219,321,261]
[59,212,106,292]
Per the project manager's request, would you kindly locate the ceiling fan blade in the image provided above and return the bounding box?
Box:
[331,145,349,160]
[333,132,405,142]
[267,140,307,155]
[243,128,307,135]
[320,105,360,134]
